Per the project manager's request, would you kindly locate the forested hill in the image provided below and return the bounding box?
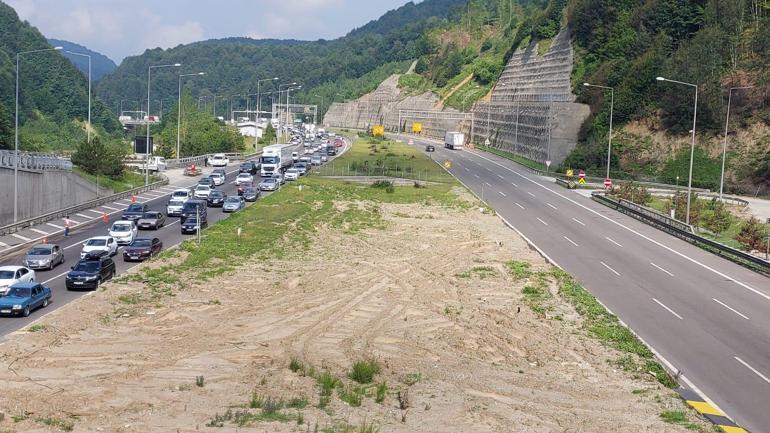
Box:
[96,0,466,115]
[0,1,118,150]
[48,38,117,81]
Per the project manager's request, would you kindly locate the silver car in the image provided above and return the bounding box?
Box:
[222,196,245,213]
[259,177,279,191]
[23,244,65,270]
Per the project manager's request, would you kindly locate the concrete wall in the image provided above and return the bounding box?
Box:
[0,167,112,226]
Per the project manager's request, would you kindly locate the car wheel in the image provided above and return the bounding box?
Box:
[42,297,49,308]
[22,306,30,317]
[49,261,54,271]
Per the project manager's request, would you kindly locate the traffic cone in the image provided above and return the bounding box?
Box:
[131,194,137,204]
[102,212,109,224]
[42,237,47,244]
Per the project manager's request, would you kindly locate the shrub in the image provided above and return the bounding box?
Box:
[735,217,766,251]
[349,359,381,384]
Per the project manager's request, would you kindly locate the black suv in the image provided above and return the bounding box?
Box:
[239,161,258,175]
[65,252,116,290]
[207,190,226,207]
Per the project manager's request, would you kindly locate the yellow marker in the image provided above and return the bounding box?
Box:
[566,169,574,177]
[444,161,452,169]
[578,177,586,185]
[686,401,723,416]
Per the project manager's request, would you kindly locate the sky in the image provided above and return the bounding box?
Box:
[6,0,414,63]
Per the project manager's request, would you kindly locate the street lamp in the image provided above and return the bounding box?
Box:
[14,45,63,223]
[286,85,302,130]
[256,77,279,122]
[583,82,615,179]
[720,85,753,199]
[657,76,698,225]
[177,72,205,159]
[229,94,244,122]
[313,94,324,125]
[278,82,297,137]
[146,63,181,185]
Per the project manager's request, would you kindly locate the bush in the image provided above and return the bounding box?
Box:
[735,217,766,251]
[349,359,381,384]
[702,199,733,235]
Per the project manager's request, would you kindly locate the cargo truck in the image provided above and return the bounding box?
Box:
[444,132,465,150]
[260,144,294,177]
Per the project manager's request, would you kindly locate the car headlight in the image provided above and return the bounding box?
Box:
[12,305,22,310]
[85,275,98,281]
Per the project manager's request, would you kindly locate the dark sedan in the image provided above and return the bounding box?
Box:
[243,187,260,202]
[239,161,258,175]
[425,145,435,152]
[137,211,166,230]
[207,190,227,207]
[198,177,215,187]
[181,217,207,234]
[122,238,163,262]
[122,203,149,221]
[65,253,116,290]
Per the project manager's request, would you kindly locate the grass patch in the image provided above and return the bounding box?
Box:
[26,324,48,332]
[375,382,388,403]
[659,411,700,429]
[289,357,304,373]
[401,372,421,386]
[457,266,499,279]
[476,144,547,172]
[34,416,74,432]
[317,371,341,396]
[553,269,677,388]
[338,384,365,407]
[349,359,380,384]
[73,167,161,193]
[506,260,532,280]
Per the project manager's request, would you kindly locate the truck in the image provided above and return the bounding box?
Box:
[444,132,465,150]
[125,155,167,172]
[260,144,294,177]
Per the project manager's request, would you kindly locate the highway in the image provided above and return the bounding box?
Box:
[404,135,770,433]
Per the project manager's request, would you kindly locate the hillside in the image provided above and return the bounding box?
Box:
[0,1,119,151]
[96,0,466,118]
[48,38,117,81]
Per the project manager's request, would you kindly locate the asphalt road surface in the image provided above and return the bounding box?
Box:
[402,134,770,433]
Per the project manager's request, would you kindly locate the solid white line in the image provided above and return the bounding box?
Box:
[735,356,770,384]
[76,213,91,219]
[47,223,64,230]
[0,241,8,247]
[605,237,623,248]
[713,298,749,320]
[86,209,104,215]
[546,203,558,210]
[12,233,31,242]
[498,191,506,197]
[484,182,492,187]
[473,174,480,178]
[527,191,535,197]
[464,149,770,301]
[653,298,684,320]
[515,202,525,210]
[650,262,674,277]
[563,236,578,247]
[511,182,518,187]
[600,261,621,276]
[497,174,504,179]
[101,205,119,211]
[536,217,548,226]
[572,218,586,226]
[43,270,70,285]
[29,228,49,235]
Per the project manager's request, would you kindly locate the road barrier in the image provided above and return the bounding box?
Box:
[0,149,72,172]
[592,192,770,276]
[0,176,169,238]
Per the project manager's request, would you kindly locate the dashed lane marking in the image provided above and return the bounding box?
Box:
[605,237,623,248]
[75,213,91,219]
[563,236,578,247]
[11,233,31,242]
[101,205,119,211]
[713,299,749,320]
[652,298,683,320]
[515,203,525,210]
[47,223,64,230]
[650,262,674,276]
[29,228,49,235]
[600,261,621,276]
[527,191,535,197]
[498,191,506,197]
[572,218,585,226]
[536,217,548,226]
[546,203,558,210]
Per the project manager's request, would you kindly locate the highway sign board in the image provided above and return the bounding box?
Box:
[546,160,552,168]
[604,178,613,189]
[579,169,586,179]
[566,169,574,177]
[408,139,414,145]
[578,177,586,185]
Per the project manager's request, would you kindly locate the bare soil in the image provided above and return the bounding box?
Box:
[0,190,705,432]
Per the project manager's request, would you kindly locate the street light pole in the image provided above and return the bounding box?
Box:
[277,82,297,138]
[14,45,63,223]
[286,86,301,131]
[256,77,279,124]
[177,72,205,160]
[720,86,753,200]
[657,76,698,225]
[146,63,181,185]
[313,94,324,125]
[583,83,614,179]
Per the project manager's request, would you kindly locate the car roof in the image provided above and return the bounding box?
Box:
[87,236,111,241]
[29,244,54,250]
[0,265,26,271]
[173,188,189,193]
[9,282,39,289]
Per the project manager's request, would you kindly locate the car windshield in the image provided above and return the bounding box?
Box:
[238,174,251,178]
[29,246,52,255]
[261,156,278,164]
[142,212,159,219]
[245,188,257,193]
[127,204,144,212]
[112,224,131,232]
[0,271,15,279]
[86,239,107,247]
[182,202,200,212]
[241,163,251,168]
[185,217,198,224]
[195,185,209,191]
[287,169,297,174]
[7,287,30,297]
[131,239,151,247]
[210,191,224,198]
[172,191,188,197]
[225,197,240,203]
[263,178,276,184]
[73,261,100,273]
[169,199,184,206]
[212,156,224,160]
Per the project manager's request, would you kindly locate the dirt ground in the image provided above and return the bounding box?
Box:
[0,189,705,432]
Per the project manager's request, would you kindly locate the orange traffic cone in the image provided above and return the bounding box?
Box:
[42,237,47,244]
[102,212,109,224]
[131,194,137,204]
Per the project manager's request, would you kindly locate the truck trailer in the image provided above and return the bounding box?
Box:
[260,144,294,177]
[444,132,465,150]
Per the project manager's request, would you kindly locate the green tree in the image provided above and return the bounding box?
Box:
[0,101,11,149]
[71,136,126,177]
[702,199,733,234]
[261,124,276,145]
[735,217,766,251]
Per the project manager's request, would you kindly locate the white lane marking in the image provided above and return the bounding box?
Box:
[735,356,770,384]
[498,191,506,197]
[474,174,480,178]
[653,298,684,320]
[67,218,81,225]
[650,262,674,277]
[511,182,518,187]
[600,261,621,276]
[47,223,64,229]
[536,217,548,226]
[605,237,623,248]
[527,191,535,197]
[29,228,49,235]
[463,167,470,172]
[43,270,70,284]
[563,236,578,247]
[75,213,91,219]
[572,218,585,226]
[101,205,119,211]
[0,241,8,247]
[546,203,558,210]
[497,174,504,179]
[12,233,31,241]
[713,298,749,320]
[464,149,770,301]
[86,209,104,215]
[515,203,525,210]
[116,200,132,205]
[484,182,492,187]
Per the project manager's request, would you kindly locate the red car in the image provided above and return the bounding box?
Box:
[122,237,163,262]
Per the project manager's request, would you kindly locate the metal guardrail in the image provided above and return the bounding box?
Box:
[0,149,72,171]
[0,176,169,237]
[592,192,770,276]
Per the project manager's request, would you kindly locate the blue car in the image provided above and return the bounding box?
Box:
[0,282,52,317]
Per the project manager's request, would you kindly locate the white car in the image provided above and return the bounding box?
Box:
[166,198,187,217]
[109,220,138,245]
[292,152,299,162]
[0,266,36,295]
[81,236,118,259]
[321,155,328,162]
[194,184,212,199]
[171,189,191,200]
[210,154,229,167]
[284,168,299,181]
[210,172,225,186]
[236,173,254,185]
